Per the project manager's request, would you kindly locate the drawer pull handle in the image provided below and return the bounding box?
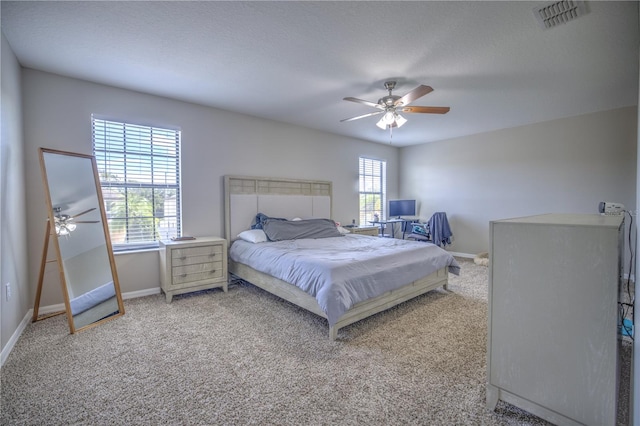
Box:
[209,253,216,258]
[181,274,187,278]
[209,269,216,274]
[180,256,187,260]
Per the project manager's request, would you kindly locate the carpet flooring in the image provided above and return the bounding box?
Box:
[1,258,631,425]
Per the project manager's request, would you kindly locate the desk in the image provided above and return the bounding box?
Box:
[369,219,413,238]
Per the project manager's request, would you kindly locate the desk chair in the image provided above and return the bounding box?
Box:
[407,212,452,247]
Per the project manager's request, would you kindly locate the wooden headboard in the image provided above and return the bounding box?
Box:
[224,175,333,242]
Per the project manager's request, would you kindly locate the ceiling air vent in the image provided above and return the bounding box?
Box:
[534,0,588,29]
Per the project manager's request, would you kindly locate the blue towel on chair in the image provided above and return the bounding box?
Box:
[428,212,452,247]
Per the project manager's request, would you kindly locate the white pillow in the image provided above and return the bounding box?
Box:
[237,229,268,243]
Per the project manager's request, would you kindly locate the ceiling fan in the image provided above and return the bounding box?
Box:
[341,81,450,131]
[53,206,99,236]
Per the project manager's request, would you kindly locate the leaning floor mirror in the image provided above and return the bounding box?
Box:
[34,148,125,333]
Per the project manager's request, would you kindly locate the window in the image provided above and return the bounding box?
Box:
[92,116,181,251]
[359,157,386,224]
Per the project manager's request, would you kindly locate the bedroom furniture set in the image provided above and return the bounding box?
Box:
[158,175,459,341]
[155,183,629,422]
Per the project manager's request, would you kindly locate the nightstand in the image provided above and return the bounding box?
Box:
[159,237,228,302]
[349,226,379,237]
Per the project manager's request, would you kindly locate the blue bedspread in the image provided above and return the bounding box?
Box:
[230,235,460,326]
[70,281,116,316]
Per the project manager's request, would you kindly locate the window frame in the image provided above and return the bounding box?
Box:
[358,156,387,225]
[92,115,182,252]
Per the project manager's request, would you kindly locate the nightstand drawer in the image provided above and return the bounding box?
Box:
[172,245,222,262]
[172,261,224,285]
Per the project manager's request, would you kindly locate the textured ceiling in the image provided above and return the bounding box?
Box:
[2,1,638,147]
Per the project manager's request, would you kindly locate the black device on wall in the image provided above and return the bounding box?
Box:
[388,199,416,218]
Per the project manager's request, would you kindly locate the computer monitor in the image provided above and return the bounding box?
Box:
[388,199,416,219]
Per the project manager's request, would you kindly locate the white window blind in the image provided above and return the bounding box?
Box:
[359,157,386,225]
[92,116,181,251]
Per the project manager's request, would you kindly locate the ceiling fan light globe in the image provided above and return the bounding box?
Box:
[376,119,388,130]
[382,111,395,124]
[395,114,407,128]
[67,222,77,232]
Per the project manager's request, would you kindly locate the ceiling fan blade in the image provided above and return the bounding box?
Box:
[74,220,100,224]
[71,207,97,219]
[395,85,434,106]
[340,111,384,123]
[343,97,383,109]
[400,106,450,114]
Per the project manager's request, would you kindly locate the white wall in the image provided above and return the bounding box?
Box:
[0,33,28,357]
[400,107,637,257]
[21,69,399,309]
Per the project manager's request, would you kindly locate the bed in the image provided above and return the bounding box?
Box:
[224,175,460,340]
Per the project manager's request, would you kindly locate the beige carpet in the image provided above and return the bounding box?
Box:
[1,258,630,425]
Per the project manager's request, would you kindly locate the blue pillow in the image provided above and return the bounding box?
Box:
[412,225,428,235]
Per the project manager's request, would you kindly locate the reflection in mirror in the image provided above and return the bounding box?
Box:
[35,148,124,333]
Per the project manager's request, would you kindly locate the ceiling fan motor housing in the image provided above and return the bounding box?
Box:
[379,81,401,107]
[379,95,401,107]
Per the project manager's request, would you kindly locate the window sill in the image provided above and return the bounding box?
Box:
[113,247,159,256]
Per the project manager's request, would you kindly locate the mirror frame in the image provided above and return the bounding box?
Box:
[35,147,125,333]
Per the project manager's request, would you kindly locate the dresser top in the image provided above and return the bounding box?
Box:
[159,236,225,247]
[492,213,623,228]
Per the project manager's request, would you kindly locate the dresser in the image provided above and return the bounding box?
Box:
[159,237,228,302]
[487,214,624,426]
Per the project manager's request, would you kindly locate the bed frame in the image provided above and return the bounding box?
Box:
[224,175,449,340]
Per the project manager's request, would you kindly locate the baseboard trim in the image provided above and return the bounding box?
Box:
[1,287,162,368]
[449,251,475,259]
[1,310,32,367]
[35,287,161,316]
[122,287,161,299]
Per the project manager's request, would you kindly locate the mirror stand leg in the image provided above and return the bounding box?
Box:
[32,221,65,322]
[32,222,50,322]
